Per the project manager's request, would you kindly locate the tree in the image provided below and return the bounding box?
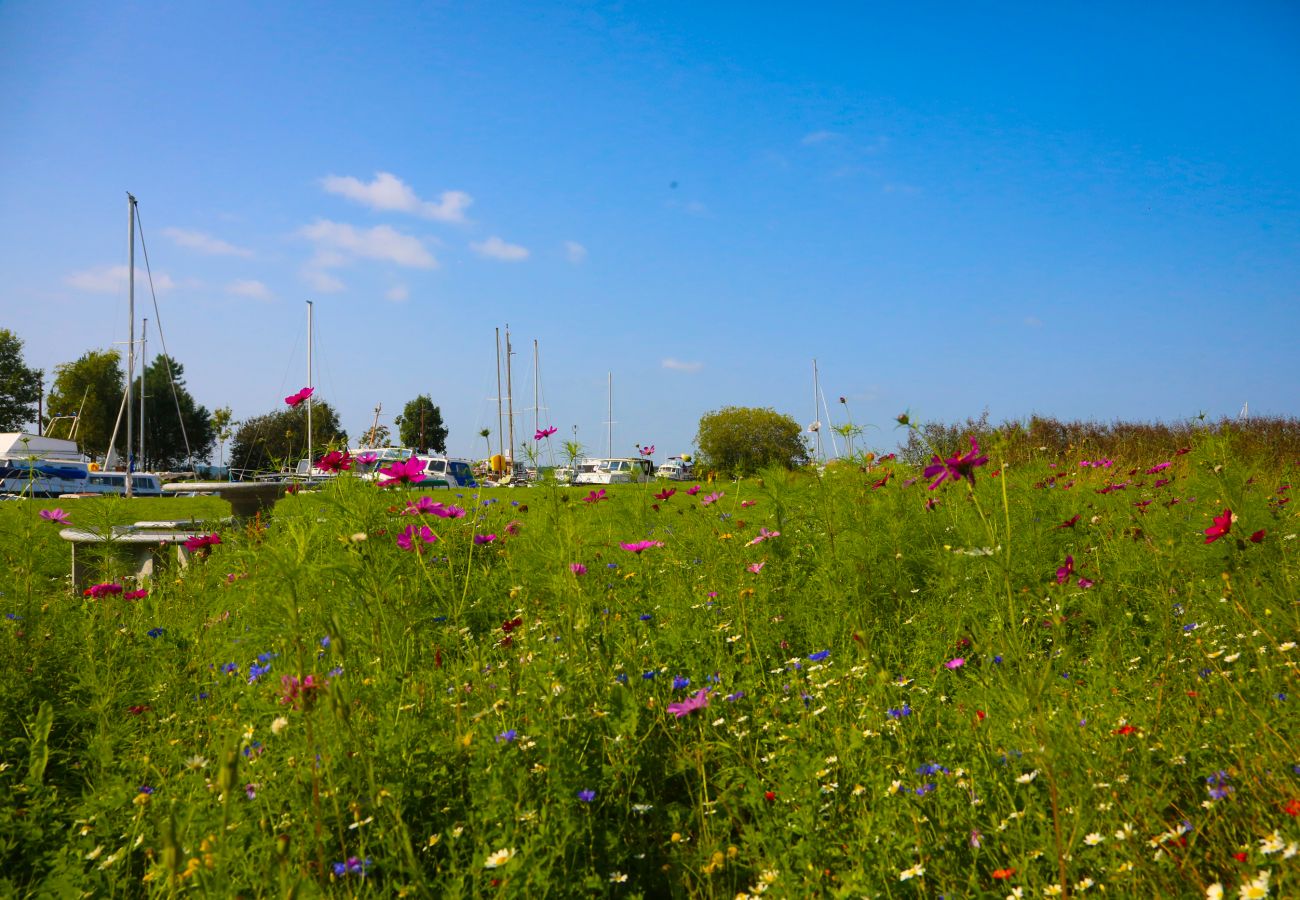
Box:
[0,329,42,431]
[210,406,235,467]
[394,394,448,454]
[695,406,809,476]
[45,349,125,460]
[131,354,217,470]
[229,400,348,475]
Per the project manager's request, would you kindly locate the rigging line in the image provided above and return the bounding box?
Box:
[134,203,197,473]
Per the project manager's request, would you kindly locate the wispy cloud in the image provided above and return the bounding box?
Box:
[471,236,530,262]
[662,357,703,373]
[300,219,438,268]
[564,240,587,264]
[66,265,175,293]
[883,182,920,196]
[302,268,345,293]
[227,279,272,300]
[386,284,409,302]
[163,227,253,257]
[801,130,839,145]
[321,171,472,223]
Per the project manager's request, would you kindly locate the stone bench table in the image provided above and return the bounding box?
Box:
[59,523,210,592]
[162,481,289,519]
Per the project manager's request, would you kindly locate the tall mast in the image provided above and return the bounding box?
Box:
[533,339,539,434]
[125,193,136,497]
[306,300,313,471]
[495,328,504,464]
[607,372,613,458]
[140,317,148,470]
[505,324,516,471]
[812,358,823,461]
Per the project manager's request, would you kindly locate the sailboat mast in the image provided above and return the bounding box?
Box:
[533,339,539,434]
[140,317,148,470]
[812,358,822,462]
[125,193,136,497]
[607,372,613,458]
[306,300,313,472]
[505,325,516,471]
[495,328,504,464]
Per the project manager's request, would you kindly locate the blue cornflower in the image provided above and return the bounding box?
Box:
[639,614,652,621]
[615,673,628,684]
[147,627,165,638]
[808,649,830,662]
[577,789,596,802]
[1183,623,1199,632]
[916,763,950,776]
[331,857,371,878]
[220,662,238,675]
[915,783,936,796]
[672,675,690,690]
[320,636,331,649]
[993,655,1003,664]
[887,704,912,719]
[725,691,745,702]
[248,662,271,683]
[257,651,278,664]
[329,666,344,677]
[496,729,517,743]
[607,562,619,569]
[138,785,154,794]
[243,741,263,757]
[642,671,656,680]
[432,616,448,623]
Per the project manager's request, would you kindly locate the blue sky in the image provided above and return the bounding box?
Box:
[2,2,1297,463]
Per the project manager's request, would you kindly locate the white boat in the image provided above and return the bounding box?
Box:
[655,456,694,481]
[574,457,655,485]
[0,432,162,497]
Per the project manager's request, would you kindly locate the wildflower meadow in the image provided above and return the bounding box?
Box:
[1,428,1297,898]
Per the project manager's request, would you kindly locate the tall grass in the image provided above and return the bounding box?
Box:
[0,437,1296,898]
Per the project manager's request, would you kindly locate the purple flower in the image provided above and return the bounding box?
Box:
[922,438,989,490]
[667,688,710,718]
[569,563,587,576]
[496,729,517,743]
[39,508,70,524]
[808,650,830,662]
[672,675,691,690]
[474,533,496,545]
[700,491,724,507]
[620,540,664,554]
[577,789,596,802]
[945,657,965,670]
[378,456,427,487]
[396,524,438,551]
[887,704,912,719]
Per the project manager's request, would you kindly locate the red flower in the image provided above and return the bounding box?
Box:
[763,790,776,803]
[1203,508,1233,543]
[1233,852,1248,862]
[1249,529,1266,543]
[316,449,352,473]
[654,488,676,501]
[1113,724,1137,735]
[991,868,1015,880]
[1056,514,1080,529]
[284,386,314,407]
[1055,555,1074,585]
[1283,798,1300,817]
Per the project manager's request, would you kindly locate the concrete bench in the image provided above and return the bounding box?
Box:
[59,522,213,591]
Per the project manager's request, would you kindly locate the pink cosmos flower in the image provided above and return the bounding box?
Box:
[1249,529,1266,544]
[667,688,710,718]
[945,657,965,669]
[403,496,446,516]
[620,540,665,554]
[1077,577,1094,589]
[747,561,765,574]
[284,386,315,407]
[83,582,123,599]
[316,449,352,473]
[355,451,378,465]
[740,499,756,508]
[39,508,71,524]
[185,533,222,553]
[396,524,438,551]
[1204,508,1233,544]
[639,444,655,456]
[700,491,724,507]
[745,526,780,547]
[653,488,677,501]
[1056,555,1074,585]
[534,426,558,440]
[686,485,701,496]
[378,457,426,487]
[1146,462,1172,474]
[279,673,326,710]
[923,438,989,490]
[124,589,148,600]
[583,488,607,504]
[569,563,587,576]
[474,533,496,545]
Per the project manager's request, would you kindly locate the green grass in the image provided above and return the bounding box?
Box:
[0,442,1296,898]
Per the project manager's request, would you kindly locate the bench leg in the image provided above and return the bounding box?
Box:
[70,544,89,593]
[132,547,156,582]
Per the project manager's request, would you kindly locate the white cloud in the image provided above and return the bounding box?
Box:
[1024,315,1043,328]
[66,265,175,293]
[662,357,703,373]
[564,240,587,264]
[801,130,839,145]
[303,269,346,293]
[300,219,438,268]
[386,284,409,302]
[163,227,253,257]
[471,236,530,262]
[321,171,472,223]
[227,279,272,300]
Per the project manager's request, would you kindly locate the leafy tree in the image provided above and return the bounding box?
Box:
[394,394,448,454]
[210,406,235,467]
[45,349,125,460]
[695,406,809,476]
[229,400,347,475]
[0,329,42,431]
[131,355,217,470]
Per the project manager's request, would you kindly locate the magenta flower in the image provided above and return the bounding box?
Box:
[185,533,222,553]
[355,451,378,465]
[378,457,426,487]
[39,508,71,524]
[700,491,724,506]
[1204,508,1233,544]
[534,426,558,440]
[639,444,655,456]
[923,438,989,490]
[653,488,677,501]
[620,540,665,554]
[83,582,123,599]
[747,561,765,574]
[396,524,438,551]
[284,386,315,407]
[123,589,148,600]
[569,562,587,576]
[279,673,326,710]
[439,504,467,519]
[667,688,710,719]
[945,657,965,669]
[583,488,608,504]
[1055,555,1074,584]
[1146,461,1172,474]
[474,533,497,545]
[316,449,352,473]
[403,496,445,516]
[740,499,756,508]
[745,526,781,547]
[1077,577,1094,589]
